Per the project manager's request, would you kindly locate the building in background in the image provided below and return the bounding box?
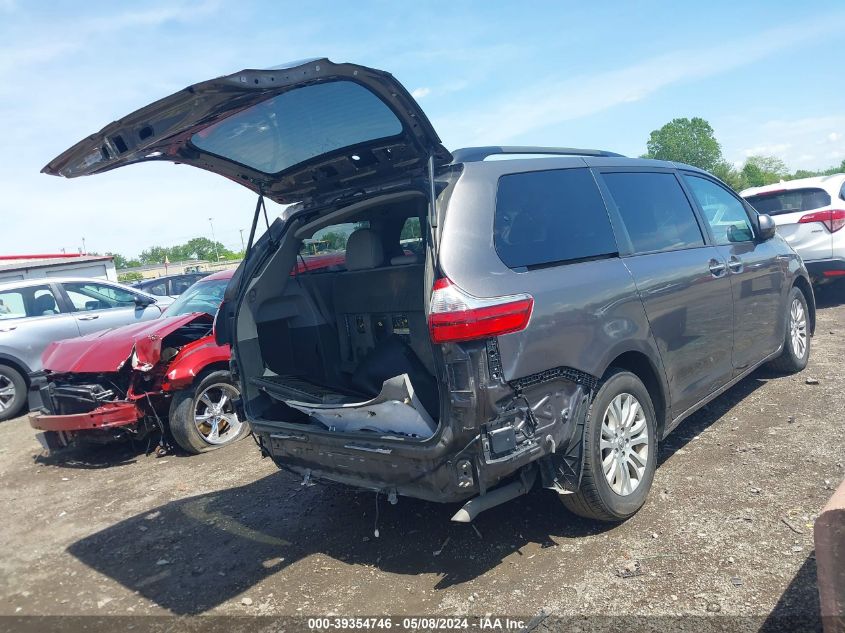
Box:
[0,254,116,283]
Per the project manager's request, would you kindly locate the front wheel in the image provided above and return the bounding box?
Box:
[768,286,810,374]
[168,370,250,454]
[560,369,658,522]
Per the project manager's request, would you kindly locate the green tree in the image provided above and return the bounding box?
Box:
[740,155,789,188]
[710,161,745,191]
[181,237,234,261]
[139,246,174,265]
[105,251,141,269]
[645,117,724,172]
[118,271,144,283]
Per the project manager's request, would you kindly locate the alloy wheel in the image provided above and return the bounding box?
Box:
[600,392,650,496]
[194,382,243,445]
[0,374,15,414]
[789,298,807,359]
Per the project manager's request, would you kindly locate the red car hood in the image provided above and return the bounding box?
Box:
[41,313,214,374]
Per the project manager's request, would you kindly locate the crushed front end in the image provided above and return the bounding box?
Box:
[29,313,217,453]
[29,366,168,453]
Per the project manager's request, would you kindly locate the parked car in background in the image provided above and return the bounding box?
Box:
[0,278,170,422]
[29,270,238,454]
[43,58,815,522]
[133,272,211,298]
[742,174,845,284]
[28,252,346,455]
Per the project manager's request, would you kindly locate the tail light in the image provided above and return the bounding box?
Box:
[428,277,534,344]
[798,209,845,233]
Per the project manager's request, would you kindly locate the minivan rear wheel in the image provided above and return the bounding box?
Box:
[561,369,657,521]
[768,286,810,374]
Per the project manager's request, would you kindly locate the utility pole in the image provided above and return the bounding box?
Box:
[239,229,245,253]
[208,218,220,261]
[81,237,86,254]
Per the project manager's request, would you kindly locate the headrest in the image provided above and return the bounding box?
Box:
[345,229,384,271]
[390,254,421,266]
[34,293,57,315]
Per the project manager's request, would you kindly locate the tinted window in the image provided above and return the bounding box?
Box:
[744,188,831,215]
[684,175,754,244]
[494,168,617,269]
[145,281,168,296]
[191,80,403,174]
[400,217,424,256]
[64,282,138,311]
[171,276,200,295]
[0,286,60,319]
[602,172,704,254]
[164,278,228,317]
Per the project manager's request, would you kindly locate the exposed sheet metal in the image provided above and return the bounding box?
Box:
[284,374,436,438]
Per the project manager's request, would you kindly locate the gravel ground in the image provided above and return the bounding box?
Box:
[1,284,844,631]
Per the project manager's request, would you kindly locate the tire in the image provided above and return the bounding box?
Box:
[768,286,810,374]
[168,370,250,454]
[0,364,27,422]
[561,369,658,522]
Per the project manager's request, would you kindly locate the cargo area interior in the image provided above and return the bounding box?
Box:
[239,190,442,439]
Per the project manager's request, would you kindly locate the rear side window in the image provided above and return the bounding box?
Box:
[745,188,831,215]
[0,286,60,319]
[0,290,27,319]
[494,168,617,269]
[602,172,704,254]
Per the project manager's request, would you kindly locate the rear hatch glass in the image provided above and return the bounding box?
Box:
[745,188,831,216]
[191,81,403,174]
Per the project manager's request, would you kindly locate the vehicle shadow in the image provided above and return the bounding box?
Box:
[33,440,157,470]
[657,372,770,467]
[814,280,845,309]
[67,468,614,614]
[760,553,821,632]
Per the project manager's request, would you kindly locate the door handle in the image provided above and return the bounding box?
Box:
[708,259,727,277]
[728,256,743,273]
[77,314,100,321]
[0,326,17,332]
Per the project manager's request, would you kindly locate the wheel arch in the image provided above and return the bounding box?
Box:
[0,354,32,386]
[603,350,668,439]
[793,275,816,336]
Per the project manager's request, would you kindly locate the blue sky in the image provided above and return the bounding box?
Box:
[1,0,844,258]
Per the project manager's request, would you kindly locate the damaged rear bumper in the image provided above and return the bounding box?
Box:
[252,351,594,504]
[29,401,142,432]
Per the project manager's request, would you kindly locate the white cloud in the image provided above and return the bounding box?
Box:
[411,87,431,99]
[722,115,845,170]
[435,12,845,147]
[742,143,792,157]
[0,1,220,77]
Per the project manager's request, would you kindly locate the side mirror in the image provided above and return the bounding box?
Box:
[134,295,154,308]
[757,214,776,241]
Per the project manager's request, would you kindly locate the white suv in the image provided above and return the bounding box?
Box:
[742,174,845,283]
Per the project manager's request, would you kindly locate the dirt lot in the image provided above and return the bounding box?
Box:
[1,286,844,630]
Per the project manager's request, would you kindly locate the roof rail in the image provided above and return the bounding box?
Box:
[451,146,625,163]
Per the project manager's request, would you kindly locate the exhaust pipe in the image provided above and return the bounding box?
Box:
[451,468,536,523]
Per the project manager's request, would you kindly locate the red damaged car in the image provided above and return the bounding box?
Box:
[28,269,245,454]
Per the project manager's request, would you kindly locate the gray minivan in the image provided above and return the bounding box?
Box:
[44,59,814,521]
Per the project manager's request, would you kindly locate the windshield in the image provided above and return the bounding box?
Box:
[163,277,229,318]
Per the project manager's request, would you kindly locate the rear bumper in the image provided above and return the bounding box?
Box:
[805,258,845,280]
[29,402,142,432]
